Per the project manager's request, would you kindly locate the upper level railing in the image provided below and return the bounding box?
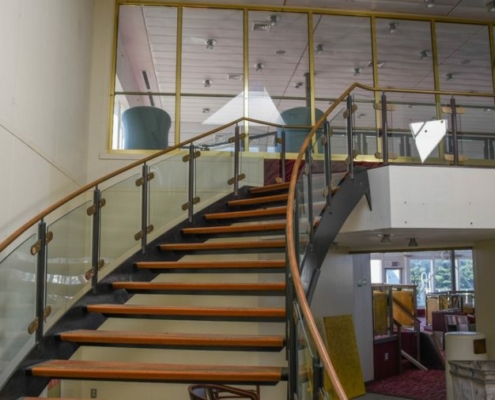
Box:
[1,82,495,398]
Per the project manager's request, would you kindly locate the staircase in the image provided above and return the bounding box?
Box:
[23,183,291,399]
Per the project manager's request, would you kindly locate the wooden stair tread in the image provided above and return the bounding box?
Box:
[249,183,290,195]
[112,281,286,292]
[204,206,286,220]
[159,240,285,251]
[29,359,285,383]
[87,304,286,319]
[227,194,288,207]
[59,330,285,348]
[135,260,285,270]
[182,222,286,235]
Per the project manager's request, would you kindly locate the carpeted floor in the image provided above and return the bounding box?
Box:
[365,368,446,400]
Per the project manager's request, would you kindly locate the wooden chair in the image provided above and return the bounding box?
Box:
[188,384,260,400]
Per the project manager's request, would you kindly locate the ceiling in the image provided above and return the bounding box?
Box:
[115,1,495,253]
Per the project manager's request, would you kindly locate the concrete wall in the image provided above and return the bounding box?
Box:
[0,0,94,242]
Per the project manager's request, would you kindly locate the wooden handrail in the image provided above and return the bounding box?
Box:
[285,83,358,400]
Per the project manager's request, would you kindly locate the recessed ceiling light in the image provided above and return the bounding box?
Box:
[205,39,216,50]
[268,15,280,26]
[420,50,430,60]
[275,50,286,55]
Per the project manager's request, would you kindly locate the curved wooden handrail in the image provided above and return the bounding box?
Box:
[286,83,358,400]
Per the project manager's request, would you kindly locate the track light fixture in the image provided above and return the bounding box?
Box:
[206,39,216,50]
[255,63,264,72]
[203,79,212,88]
[487,0,495,12]
[294,82,303,89]
[446,73,454,81]
[420,50,430,60]
[316,44,324,55]
[424,0,435,8]
[353,67,362,76]
[380,234,392,245]
[389,22,398,34]
[268,15,280,26]
[408,238,419,247]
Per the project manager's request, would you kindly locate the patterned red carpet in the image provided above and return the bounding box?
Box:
[366,368,446,400]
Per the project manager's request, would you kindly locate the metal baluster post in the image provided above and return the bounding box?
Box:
[323,120,332,212]
[381,92,389,165]
[281,130,286,182]
[233,124,240,197]
[141,163,150,254]
[35,220,47,348]
[187,144,195,222]
[346,95,354,180]
[312,358,324,400]
[91,187,102,293]
[450,97,459,166]
[306,149,314,244]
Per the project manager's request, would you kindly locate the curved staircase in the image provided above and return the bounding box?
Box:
[24,183,291,399]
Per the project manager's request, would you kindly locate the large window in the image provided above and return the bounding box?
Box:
[371,249,474,308]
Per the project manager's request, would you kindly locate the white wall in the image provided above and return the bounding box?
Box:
[473,240,495,358]
[341,165,495,234]
[0,0,94,241]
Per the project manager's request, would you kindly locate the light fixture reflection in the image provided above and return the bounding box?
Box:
[380,234,392,245]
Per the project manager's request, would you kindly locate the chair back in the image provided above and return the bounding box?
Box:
[276,107,324,153]
[122,106,171,150]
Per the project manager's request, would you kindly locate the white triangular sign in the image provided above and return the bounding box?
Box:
[409,119,448,163]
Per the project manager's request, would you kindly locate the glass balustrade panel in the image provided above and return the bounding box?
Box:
[382,93,440,164]
[441,96,495,164]
[100,172,142,271]
[352,91,378,159]
[148,152,189,236]
[307,139,326,225]
[46,201,93,323]
[295,304,317,400]
[327,106,348,160]
[0,234,37,386]
[296,171,309,262]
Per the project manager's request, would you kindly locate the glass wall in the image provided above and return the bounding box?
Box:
[181,8,243,145]
[114,6,177,150]
[111,4,495,155]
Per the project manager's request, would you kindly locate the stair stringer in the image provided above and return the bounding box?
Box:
[301,167,371,303]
